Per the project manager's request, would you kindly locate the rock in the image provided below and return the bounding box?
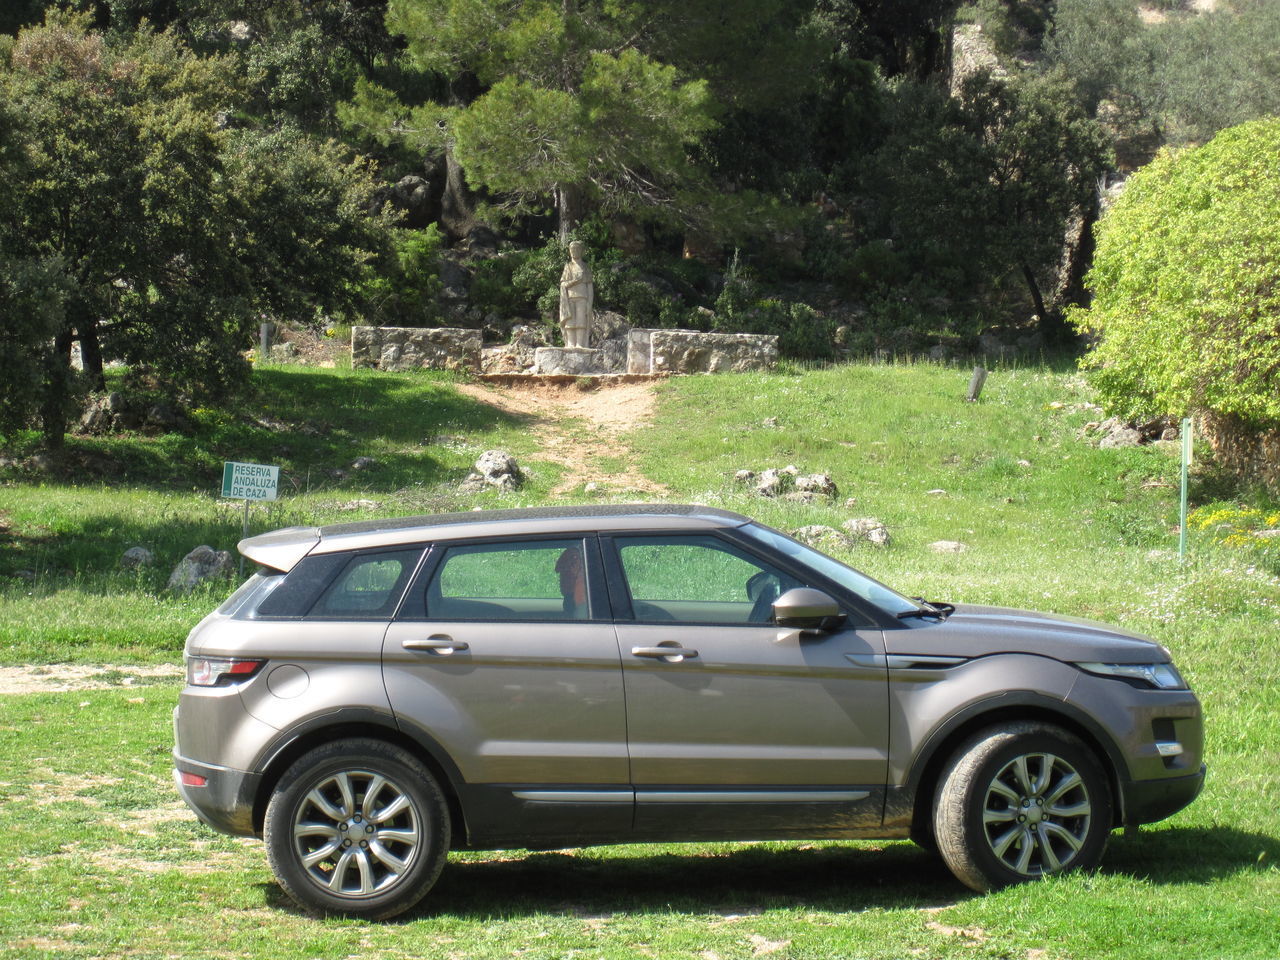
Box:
[1016,459,1032,468]
[120,547,154,569]
[928,540,968,554]
[481,324,549,374]
[584,482,598,494]
[1251,529,1280,540]
[460,449,523,493]
[1160,427,1179,442]
[1099,423,1143,449]
[351,457,377,471]
[791,525,857,552]
[167,545,234,593]
[795,473,838,499]
[926,489,947,496]
[79,396,114,434]
[465,224,501,257]
[339,499,381,511]
[144,402,183,431]
[843,497,858,509]
[352,326,482,373]
[843,518,891,547]
[268,342,298,362]
[762,417,780,429]
[756,465,799,498]
[783,491,824,504]
[733,469,757,483]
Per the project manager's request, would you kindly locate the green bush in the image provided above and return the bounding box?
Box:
[358,225,445,326]
[1071,118,1280,426]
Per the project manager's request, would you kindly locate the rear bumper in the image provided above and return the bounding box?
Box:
[1122,764,1206,826]
[173,751,262,837]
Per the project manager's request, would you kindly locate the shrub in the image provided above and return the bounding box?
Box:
[1071,119,1280,429]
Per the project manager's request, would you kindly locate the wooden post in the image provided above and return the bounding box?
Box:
[259,321,274,359]
[966,366,988,402]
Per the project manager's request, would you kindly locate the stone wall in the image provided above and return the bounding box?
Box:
[628,329,778,374]
[351,326,482,372]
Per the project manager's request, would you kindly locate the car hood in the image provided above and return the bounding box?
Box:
[885,603,1170,663]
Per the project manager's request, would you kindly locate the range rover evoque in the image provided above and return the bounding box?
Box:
[173,505,1204,918]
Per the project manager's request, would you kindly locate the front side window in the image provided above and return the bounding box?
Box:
[615,535,801,624]
[426,539,589,621]
[311,549,422,619]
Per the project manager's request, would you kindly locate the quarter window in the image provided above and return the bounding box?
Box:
[311,549,421,619]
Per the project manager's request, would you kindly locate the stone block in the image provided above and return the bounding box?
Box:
[351,326,482,372]
[533,347,611,376]
[628,329,778,374]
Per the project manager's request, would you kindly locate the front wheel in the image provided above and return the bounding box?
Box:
[264,738,450,919]
[933,722,1112,892]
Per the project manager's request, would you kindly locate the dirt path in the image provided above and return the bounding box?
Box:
[0,663,181,695]
[454,378,669,497]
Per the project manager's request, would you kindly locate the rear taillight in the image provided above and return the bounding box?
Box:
[178,771,208,787]
[187,657,265,687]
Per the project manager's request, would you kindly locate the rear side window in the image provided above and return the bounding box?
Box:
[426,539,588,621]
[310,549,422,619]
[253,553,349,618]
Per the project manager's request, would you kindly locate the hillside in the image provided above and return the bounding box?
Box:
[2,360,1278,957]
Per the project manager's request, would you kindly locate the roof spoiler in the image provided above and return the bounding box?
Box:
[238,525,321,573]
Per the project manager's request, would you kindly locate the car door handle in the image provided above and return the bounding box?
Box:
[402,636,469,655]
[631,645,698,662]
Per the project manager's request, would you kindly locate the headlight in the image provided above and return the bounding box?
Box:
[1076,661,1187,690]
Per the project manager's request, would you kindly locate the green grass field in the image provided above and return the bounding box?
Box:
[1,361,1277,958]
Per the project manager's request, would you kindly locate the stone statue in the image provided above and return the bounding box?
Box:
[558,240,593,349]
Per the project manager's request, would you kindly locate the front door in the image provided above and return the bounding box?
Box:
[606,534,889,839]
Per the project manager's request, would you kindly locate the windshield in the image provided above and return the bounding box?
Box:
[737,522,923,618]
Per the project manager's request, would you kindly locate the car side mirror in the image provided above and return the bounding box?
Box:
[773,588,846,632]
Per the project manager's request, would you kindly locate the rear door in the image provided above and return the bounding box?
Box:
[381,535,631,844]
[605,533,889,839]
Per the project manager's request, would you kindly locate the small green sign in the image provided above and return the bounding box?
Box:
[221,461,280,501]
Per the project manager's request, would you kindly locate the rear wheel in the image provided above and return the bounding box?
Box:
[264,738,450,919]
[933,722,1112,891]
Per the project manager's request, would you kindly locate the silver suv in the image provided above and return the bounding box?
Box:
[174,505,1204,918]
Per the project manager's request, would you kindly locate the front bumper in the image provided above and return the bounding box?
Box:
[1121,764,1206,826]
[173,751,262,837]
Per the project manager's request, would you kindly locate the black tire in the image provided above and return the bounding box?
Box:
[264,738,450,919]
[933,722,1112,892]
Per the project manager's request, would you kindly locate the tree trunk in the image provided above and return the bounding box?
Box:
[1022,261,1073,345]
[556,183,583,245]
[40,329,75,450]
[78,318,106,392]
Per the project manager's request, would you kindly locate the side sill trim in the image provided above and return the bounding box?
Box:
[637,790,870,804]
[512,790,634,803]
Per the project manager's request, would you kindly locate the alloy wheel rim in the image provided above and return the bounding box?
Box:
[291,769,422,898]
[980,751,1092,877]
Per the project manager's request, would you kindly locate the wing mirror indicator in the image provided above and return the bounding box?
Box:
[773,588,846,632]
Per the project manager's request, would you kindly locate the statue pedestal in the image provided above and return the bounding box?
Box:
[533,347,609,376]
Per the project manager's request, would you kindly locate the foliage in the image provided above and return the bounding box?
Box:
[0,12,391,447]
[1046,0,1280,149]
[860,70,1109,338]
[1188,505,1280,553]
[1072,119,1280,426]
[714,258,837,361]
[356,225,445,326]
[349,0,824,239]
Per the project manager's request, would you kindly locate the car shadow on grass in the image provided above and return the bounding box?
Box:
[259,841,968,920]
[1101,825,1280,884]
[255,825,1280,921]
